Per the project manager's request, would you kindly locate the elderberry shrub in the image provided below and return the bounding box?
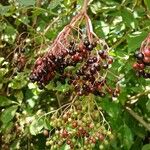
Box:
[133,35,150,78]
[30,38,119,96]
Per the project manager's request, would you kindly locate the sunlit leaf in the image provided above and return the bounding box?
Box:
[30,118,44,135]
[127,32,148,52]
[142,144,150,150]
[121,7,136,28]
[17,0,35,6]
[1,105,18,124]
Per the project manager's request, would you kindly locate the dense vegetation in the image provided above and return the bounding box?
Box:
[0,0,150,150]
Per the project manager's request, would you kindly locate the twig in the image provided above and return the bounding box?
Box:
[111,30,131,50]
[125,107,150,132]
[126,89,150,104]
[43,17,60,35]
[32,0,42,27]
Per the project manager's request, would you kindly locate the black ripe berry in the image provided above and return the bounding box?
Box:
[135,51,144,60]
[94,63,100,71]
[76,70,84,75]
[84,40,90,47]
[69,49,76,55]
[87,58,94,64]
[90,67,97,74]
[38,84,44,90]
[102,63,108,69]
[98,50,104,56]
[87,44,93,51]
[92,57,97,62]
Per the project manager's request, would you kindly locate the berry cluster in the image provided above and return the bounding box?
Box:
[46,100,114,149]
[30,38,119,96]
[133,34,150,78]
[29,8,120,97]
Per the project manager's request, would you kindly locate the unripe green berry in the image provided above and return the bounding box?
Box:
[91,143,95,148]
[49,140,54,145]
[99,145,104,149]
[104,140,109,145]
[107,131,111,136]
[46,141,50,146]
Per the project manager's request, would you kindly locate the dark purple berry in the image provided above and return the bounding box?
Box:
[98,50,104,56]
[90,67,97,74]
[135,51,144,60]
[84,40,90,47]
[94,63,100,71]
[102,63,108,69]
[93,57,97,62]
[87,58,94,64]
[76,70,84,75]
[87,44,93,51]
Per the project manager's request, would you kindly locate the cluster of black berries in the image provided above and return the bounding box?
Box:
[30,38,119,96]
[45,100,114,149]
[133,37,150,78]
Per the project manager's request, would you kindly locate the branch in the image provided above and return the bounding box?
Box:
[126,89,150,104]
[125,107,150,132]
[81,0,90,13]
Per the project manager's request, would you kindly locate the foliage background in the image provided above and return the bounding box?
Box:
[0,0,150,149]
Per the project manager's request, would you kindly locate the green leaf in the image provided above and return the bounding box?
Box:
[100,99,121,118]
[17,0,35,6]
[1,105,18,124]
[8,73,27,89]
[120,124,133,150]
[30,118,44,135]
[0,5,11,16]
[48,0,63,10]
[0,68,9,81]
[55,82,70,92]
[60,144,70,150]
[10,139,21,150]
[3,25,17,44]
[144,0,150,11]
[14,91,23,104]
[4,25,17,35]
[142,144,150,150]
[0,121,14,133]
[27,98,35,108]
[127,32,148,52]
[0,96,13,107]
[121,7,136,28]
[90,1,101,14]
[43,118,52,130]
[130,138,143,150]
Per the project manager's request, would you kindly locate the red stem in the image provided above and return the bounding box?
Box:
[46,0,91,55]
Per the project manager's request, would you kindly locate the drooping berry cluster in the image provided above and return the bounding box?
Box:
[133,34,150,78]
[30,38,119,96]
[29,8,120,97]
[45,100,114,149]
